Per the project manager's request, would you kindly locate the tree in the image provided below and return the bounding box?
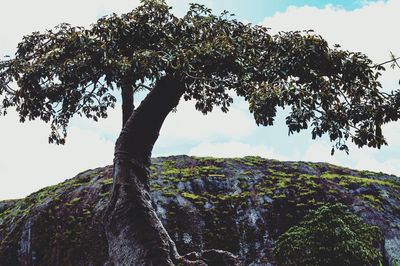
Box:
[0,0,399,264]
[273,204,383,266]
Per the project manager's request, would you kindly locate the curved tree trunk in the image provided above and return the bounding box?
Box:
[121,82,134,127]
[104,75,185,265]
[104,75,240,265]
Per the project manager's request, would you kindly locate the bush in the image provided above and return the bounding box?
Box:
[273,203,383,266]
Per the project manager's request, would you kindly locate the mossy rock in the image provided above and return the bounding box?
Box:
[1,156,399,265]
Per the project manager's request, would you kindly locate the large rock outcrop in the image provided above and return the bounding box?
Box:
[1,156,399,265]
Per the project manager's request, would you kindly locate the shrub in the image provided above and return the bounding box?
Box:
[274,203,383,266]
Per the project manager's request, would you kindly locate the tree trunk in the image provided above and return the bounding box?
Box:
[104,75,240,265]
[121,82,134,127]
[104,75,184,265]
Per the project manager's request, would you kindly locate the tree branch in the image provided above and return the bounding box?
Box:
[374,56,400,68]
[134,83,153,91]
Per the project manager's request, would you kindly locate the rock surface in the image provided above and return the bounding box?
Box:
[1,155,399,265]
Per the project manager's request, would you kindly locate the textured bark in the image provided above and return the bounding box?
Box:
[104,75,184,265]
[104,75,240,265]
[104,165,178,265]
[121,82,134,127]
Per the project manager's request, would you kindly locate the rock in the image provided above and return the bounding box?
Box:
[386,238,400,266]
[1,156,399,265]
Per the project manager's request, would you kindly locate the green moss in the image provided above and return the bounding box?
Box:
[241,170,253,176]
[199,165,220,173]
[320,172,399,189]
[304,162,321,168]
[0,170,109,265]
[328,188,339,195]
[273,193,287,199]
[194,156,225,164]
[239,181,249,190]
[237,176,248,183]
[162,168,181,176]
[0,179,77,221]
[201,191,251,203]
[99,192,110,198]
[305,180,319,188]
[266,174,292,191]
[307,198,317,205]
[277,178,291,189]
[194,200,204,206]
[267,169,292,178]
[358,170,379,176]
[299,190,315,197]
[357,194,383,209]
[150,183,162,191]
[161,165,220,179]
[233,156,265,166]
[215,194,231,201]
[161,160,176,170]
[255,185,274,196]
[100,178,113,185]
[69,197,81,205]
[244,156,265,165]
[3,156,399,265]
[298,174,317,180]
[160,185,170,190]
[165,176,184,183]
[208,174,225,178]
[181,192,201,200]
[162,191,176,197]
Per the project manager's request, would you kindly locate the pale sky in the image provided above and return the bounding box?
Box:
[0,0,399,200]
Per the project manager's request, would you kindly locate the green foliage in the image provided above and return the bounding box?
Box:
[273,203,383,266]
[0,0,398,151]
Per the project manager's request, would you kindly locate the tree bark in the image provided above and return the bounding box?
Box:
[121,82,134,127]
[104,75,240,265]
[104,75,185,265]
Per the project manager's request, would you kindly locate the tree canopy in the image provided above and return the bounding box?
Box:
[273,204,383,266]
[1,1,400,265]
[0,0,399,152]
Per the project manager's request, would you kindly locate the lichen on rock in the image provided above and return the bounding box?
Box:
[1,156,399,265]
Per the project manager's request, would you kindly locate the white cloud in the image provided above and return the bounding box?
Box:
[157,100,255,145]
[383,122,400,147]
[261,1,400,58]
[260,0,400,176]
[167,0,216,17]
[0,0,143,56]
[0,111,115,199]
[354,157,400,176]
[1,1,400,199]
[188,141,288,160]
[0,0,204,200]
[303,141,400,176]
[0,0,196,55]
[261,0,400,89]
[303,142,341,165]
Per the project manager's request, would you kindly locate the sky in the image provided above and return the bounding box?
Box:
[0,0,399,200]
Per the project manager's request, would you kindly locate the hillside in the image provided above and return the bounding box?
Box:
[0,155,399,265]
